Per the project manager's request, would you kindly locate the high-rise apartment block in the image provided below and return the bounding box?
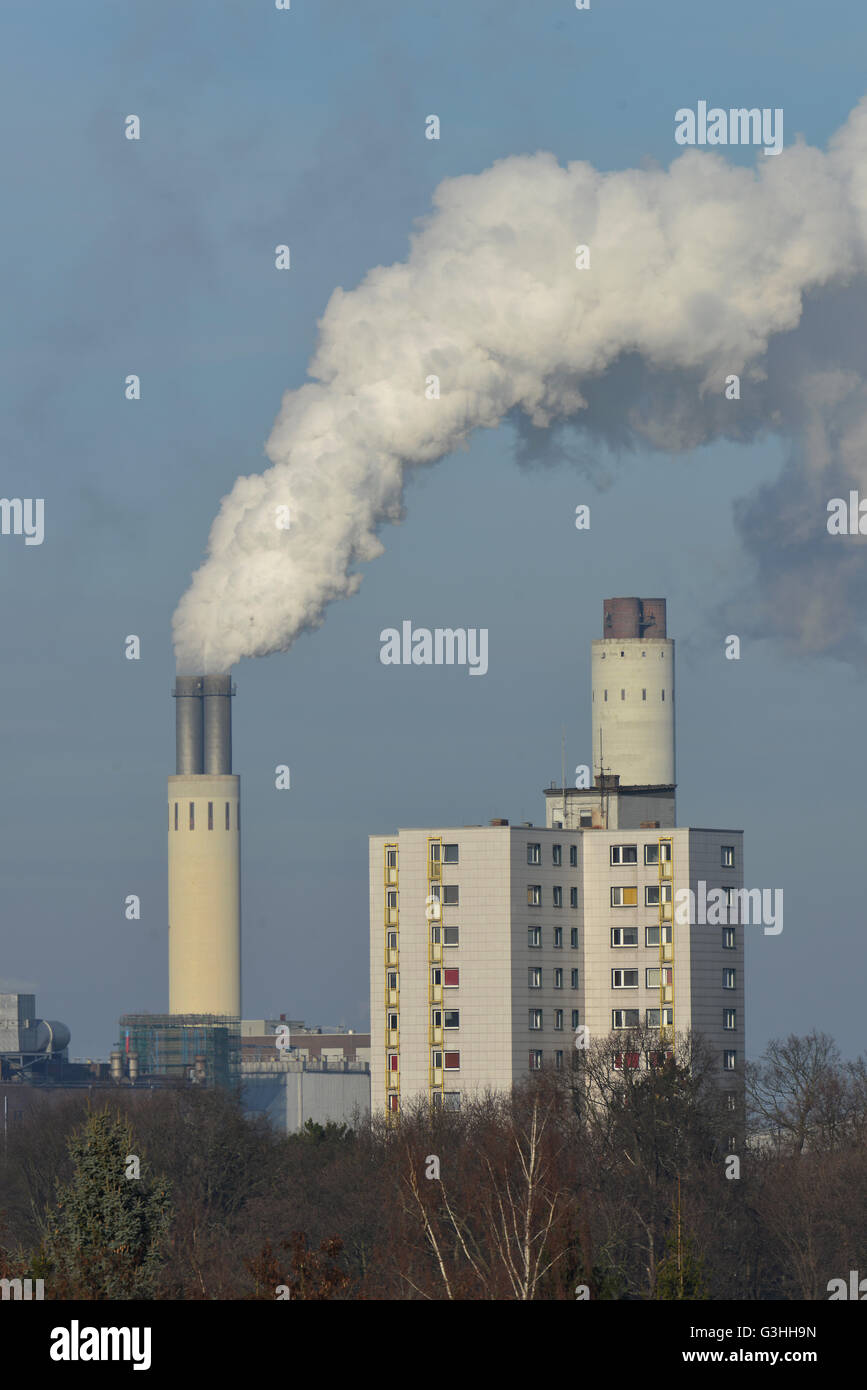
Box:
[369,599,745,1116]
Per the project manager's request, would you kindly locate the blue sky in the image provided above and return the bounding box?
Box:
[1,0,865,1061]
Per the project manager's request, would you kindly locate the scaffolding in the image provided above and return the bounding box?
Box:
[428,836,444,1107]
[657,836,674,1044]
[384,843,400,1121]
[117,1014,241,1089]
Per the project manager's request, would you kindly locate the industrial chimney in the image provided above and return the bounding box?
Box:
[168,673,241,1016]
[591,598,675,787]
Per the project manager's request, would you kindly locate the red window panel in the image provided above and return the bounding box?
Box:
[388,1095,399,1112]
[443,968,460,988]
[388,1054,398,1071]
[614,1052,640,1070]
[444,1051,460,1070]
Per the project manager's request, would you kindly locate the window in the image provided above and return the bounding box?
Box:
[570,928,579,949]
[528,967,542,989]
[604,690,608,701]
[569,845,578,867]
[528,926,541,948]
[388,1094,399,1113]
[387,890,397,910]
[444,1052,460,1070]
[431,968,441,987]
[611,927,638,947]
[387,930,397,950]
[208,801,213,830]
[645,884,672,906]
[442,885,459,906]
[554,927,563,949]
[612,969,638,988]
[722,969,736,989]
[579,809,592,827]
[527,843,541,865]
[612,1009,640,1029]
[528,885,542,906]
[613,1052,640,1070]
[387,971,398,990]
[529,1009,543,1031]
[430,925,441,945]
[388,1053,398,1072]
[646,1007,673,1028]
[174,802,178,831]
[189,802,195,830]
[444,1010,460,1029]
[570,969,580,989]
[723,887,735,910]
[722,927,736,950]
[723,1050,736,1071]
[553,886,563,908]
[721,845,734,868]
[726,1092,737,1111]
[554,968,563,989]
[443,968,459,988]
[555,1050,564,1071]
[620,689,625,700]
[386,848,397,869]
[646,967,672,988]
[610,886,638,907]
[431,1009,442,1028]
[610,845,637,865]
[554,1009,564,1031]
[645,924,672,947]
[570,887,578,908]
[723,1009,736,1030]
[443,926,460,947]
[225,802,230,830]
[642,688,646,701]
[443,1092,461,1110]
[387,1012,398,1031]
[552,844,562,866]
[644,842,671,866]
[443,843,459,864]
[571,1010,580,1029]
[429,841,440,863]
[529,1050,543,1071]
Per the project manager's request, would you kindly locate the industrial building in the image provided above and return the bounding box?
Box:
[369,598,746,1121]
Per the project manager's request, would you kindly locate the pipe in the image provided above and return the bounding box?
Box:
[173,676,204,774]
[202,674,233,774]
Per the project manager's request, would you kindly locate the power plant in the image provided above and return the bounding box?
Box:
[168,673,241,1017]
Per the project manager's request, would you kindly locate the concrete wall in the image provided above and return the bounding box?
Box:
[591,638,675,785]
[168,774,240,1016]
[242,1067,370,1133]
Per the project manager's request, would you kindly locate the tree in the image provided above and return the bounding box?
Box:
[36,1106,172,1299]
[746,1031,847,1153]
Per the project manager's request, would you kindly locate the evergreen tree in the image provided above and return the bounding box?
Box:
[36,1107,172,1299]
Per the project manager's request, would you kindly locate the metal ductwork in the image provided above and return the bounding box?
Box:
[202,674,234,774]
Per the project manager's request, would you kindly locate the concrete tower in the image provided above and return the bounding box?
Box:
[168,674,241,1016]
[591,598,675,787]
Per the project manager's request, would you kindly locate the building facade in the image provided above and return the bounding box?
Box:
[368,598,747,1119]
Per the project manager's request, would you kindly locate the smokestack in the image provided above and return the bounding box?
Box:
[592,598,676,789]
[202,674,233,774]
[168,673,241,1018]
[173,675,204,774]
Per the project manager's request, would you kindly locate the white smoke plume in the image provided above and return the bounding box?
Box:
[173,97,867,673]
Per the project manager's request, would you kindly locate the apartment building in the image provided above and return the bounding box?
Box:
[368,598,746,1119]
